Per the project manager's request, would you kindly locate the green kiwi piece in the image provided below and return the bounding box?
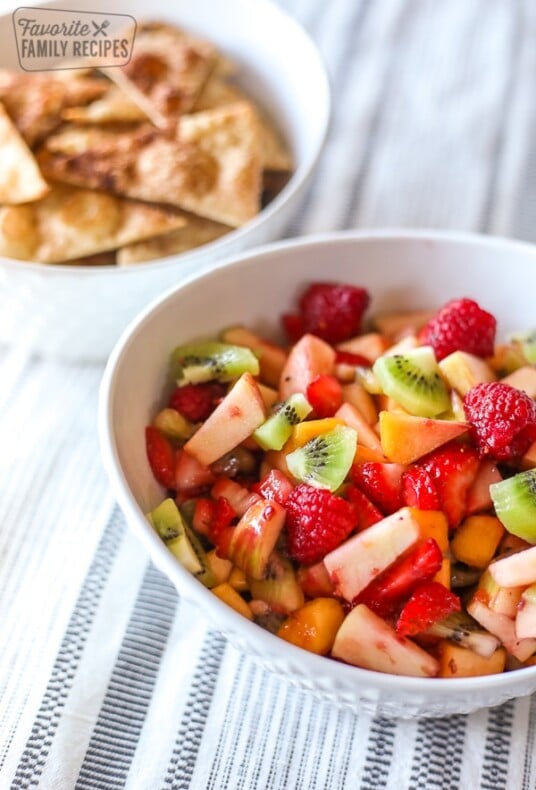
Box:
[490,469,536,543]
[147,498,215,586]
[248,552,304,613]
[427,612,500,658]
[372,346,450,417]
[253,393,312,451]
[171,341,259,384]
[286,425,357,492]
[513,330,536,364]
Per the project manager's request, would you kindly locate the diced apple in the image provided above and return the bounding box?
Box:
[257,383,279,409]
[278,598,345,655]
[175,449,215,491]
[467,597,536,661]
[335,402,383,453]
[515,584,536,639]
[436,641,506,678]
[500,366,536,398]
[226,499,286,580]
[211,477,261,516]
[378,411,468,465]
[477,571,524,618]
[331,604,439,677]
[184,372,266,466]
[323,507,421,601]
[279,334,335,400]
[383,334,419,355]
[336,332,389,363]
[341,382,378,425]
[466,459,503,514]
[489,545,536,588]
[221,325,287,387]
[438,351,496,396]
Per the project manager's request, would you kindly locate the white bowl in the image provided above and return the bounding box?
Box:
[99,229,536,718]
[0,0,329,360]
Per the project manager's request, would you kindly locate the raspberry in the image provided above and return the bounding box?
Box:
[420,298,496,361]
[285,483,357,564]
[169,382,225,422]
[298,283,370,344]
[464,382,536,461]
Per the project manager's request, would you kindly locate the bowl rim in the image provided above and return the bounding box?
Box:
[99,227,536,698]
[0,0,330,276]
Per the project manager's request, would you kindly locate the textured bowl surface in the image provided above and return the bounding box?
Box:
[99,230,536,718]
[0,0,329,360]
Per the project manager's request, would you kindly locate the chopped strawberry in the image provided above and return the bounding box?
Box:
[396,581,461,636]
[251,469,294,506]
[192,497,215,537]
[350,462,405,515]
[401,467,440,510]
[335,350,372,367]
[193,496,236,544]
[420,297,496,361]
[306,374,343,417]
[175,449,215,492]
[169,382,226,422]
[355,538,443,618]
[145,426,176,489]
[281,313,305,344]
[417,442,479,527]
[286,484,357,565]
[345,485,384,530]
[298,283,370,344]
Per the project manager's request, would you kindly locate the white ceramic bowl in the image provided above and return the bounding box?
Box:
[99,230,536,718]
[0,0,329,360]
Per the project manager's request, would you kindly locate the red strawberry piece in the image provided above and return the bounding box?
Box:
[285,483,357,565]
[145,426,176,489]
[175,449,215,492]
[298,282,370,344]
[420,297,496,361]
[417,442,479,527]
[401,467,440,510]
[193,496,236,545]
[350,462,405,515]
[464,381,536,462]
[335,350,372,367]
[281,313,305,344]
[396,581,461,636]
[169,382,226,422]
[344,485,383,531]
[192,497,216,537]
[355,538,443,619]
[306,374,343,418]
[251,469,294,506]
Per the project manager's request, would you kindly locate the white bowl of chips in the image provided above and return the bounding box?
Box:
[0,0,329,359]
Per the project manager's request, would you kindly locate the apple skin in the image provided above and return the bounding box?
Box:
[279,334,335,401]
[226,499,286,580]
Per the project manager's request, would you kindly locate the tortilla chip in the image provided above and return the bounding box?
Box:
[39,102,262,226]
[0,103,49,204]
[0,183,186,263]
[117,212,230,264]
[106,21,217,126]
[62,86,148,124]
[0,70,107,146]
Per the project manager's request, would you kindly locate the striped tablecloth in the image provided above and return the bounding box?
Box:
[2,0,536,787]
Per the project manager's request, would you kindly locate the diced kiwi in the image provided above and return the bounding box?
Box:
[427,611,500,658]
[512,330,536,364]
[147,498,215,586]
[248,552,304,614]
[253,393,312,451]
[286,425,357,492]
[153,408,195,441]
[372,346,450,417]
[490,469,536,543]
[171,341,259,384]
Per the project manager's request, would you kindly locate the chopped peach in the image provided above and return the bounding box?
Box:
[335,402,383,453]
[436,641,506,678]
[228,567,248,592]
[283,417,344,453]
[379,411,468,464]
[336,332,389,363]
[279,333,335,400]
[353,444,388,463]
[372,309,434,339]
[212,583,253,620]
[500,366,536,398]
[277,598,345,655]
[341,382,378,424]
[257,383,279,409]
[450,515,504,569]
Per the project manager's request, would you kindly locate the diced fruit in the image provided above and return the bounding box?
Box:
[331,604,439,677]
[277,598,345,655]
[224,499,286,580]
[323,507,421,601]
[427,611,500,658]
[212,583,253,620]
[395,582,461,636]
[298,282,370,344]
[284,417,344,453]
[281,312,304,343]
[296,561,334,598]
[337,332,388,363]
[146,426,175,489]
[521,442,536,471]
[205,549,233,585]
[488,545,536,587]
[512,330,536,364]
[251,469,294,506]
[353,444,388,464]
[438,351,496,396]
[409,508,449,550]
[335,350,372,367]
[378,411,469,465]
[516,584,536,639]
[450,515,504,569]
[341,382,378,425]
[345,486,384,531]
[373,346,450,418]
[500,366,536,399]
[477,570,524,617]
[171,341,259,384]
[248,553,304,614]
[169,382,226,423]
[286,425,357,492]
[184,372,266,467]
[253,392,312,451]
[211,477,260,517]
[350,462,405,515]
[465,459,502,514]
[220,325,287,387]
[306,375,343,417]
[175,449,215,491]
[153,408,195,441]
[489,343,527,375]
[436,642,506,678]
[228,567,248,592]
[372,309,433,339]
[401,467,440,510]
[285,484,358,565]
[417,442,479,528]
[490,469,536,543]
[467,597,536,661]
[193,496,235,544]
[384,335,420,356]
[257,383,279,409]
[420,297,496,362]
[335,402,383,453]
[279,333,336,401]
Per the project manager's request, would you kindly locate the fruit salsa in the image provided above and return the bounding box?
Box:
[145,282,536,679]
